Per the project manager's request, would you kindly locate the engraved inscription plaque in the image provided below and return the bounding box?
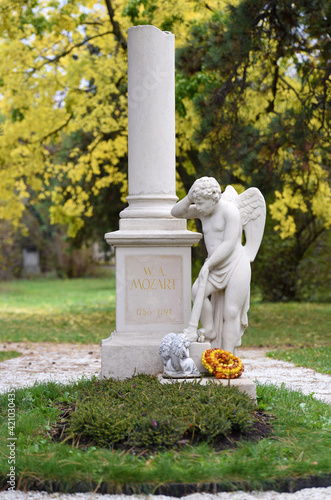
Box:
[125,255,183,324]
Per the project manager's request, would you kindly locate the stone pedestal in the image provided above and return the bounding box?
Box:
[101,230,200,379]
[101,26,201,380]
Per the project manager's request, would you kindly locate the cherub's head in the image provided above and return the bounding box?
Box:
[190,177,221,216]
[172,334,190,359]
[190,177,221,203]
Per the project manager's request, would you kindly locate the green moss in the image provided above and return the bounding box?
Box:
[65,375,256,449]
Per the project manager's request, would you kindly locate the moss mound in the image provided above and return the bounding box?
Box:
[52,375,267,451]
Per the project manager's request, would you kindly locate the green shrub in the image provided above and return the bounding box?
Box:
[63,375,256,450]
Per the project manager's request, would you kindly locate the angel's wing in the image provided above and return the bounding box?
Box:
[236,188,266,262]
[222,185,239,203]
[222,185,266,262]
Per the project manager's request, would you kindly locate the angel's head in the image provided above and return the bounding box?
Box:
[172,334,190,359]
[190,177,221,215]
[190,177,222,202]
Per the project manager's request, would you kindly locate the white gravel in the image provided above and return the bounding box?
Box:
[0,342,101,392]
[1,488,331,499]
[0,344,330,404]
[237,348,331,404]
[0,342,330,499]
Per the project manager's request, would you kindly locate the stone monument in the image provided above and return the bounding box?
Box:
[101,26,201,380]
[22,247,41,275]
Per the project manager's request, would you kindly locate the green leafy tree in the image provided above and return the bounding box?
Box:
[175,0,331,299]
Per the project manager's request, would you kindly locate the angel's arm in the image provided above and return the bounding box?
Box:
[171,194,200,220]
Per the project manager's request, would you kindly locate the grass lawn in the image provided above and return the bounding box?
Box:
[0,277,330,349]
[0,277,115,344]
[244,299,331,348]
[1,277,330,373]
[0,351,21,362]
[0,378,330,493]
[0,277,330,493]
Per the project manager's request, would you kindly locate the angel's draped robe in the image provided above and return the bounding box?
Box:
[208,244,251,351]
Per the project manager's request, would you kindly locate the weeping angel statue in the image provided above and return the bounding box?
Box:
[159,333,200,377]
[171,177,266,354]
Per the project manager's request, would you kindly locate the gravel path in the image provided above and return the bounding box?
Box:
[0,343,330,404]
[0,342,330,500]
[0,342,101,392]
[1,488,331,500]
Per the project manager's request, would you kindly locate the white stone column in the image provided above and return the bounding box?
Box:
[122,25,176,219]
[102,26,201,380]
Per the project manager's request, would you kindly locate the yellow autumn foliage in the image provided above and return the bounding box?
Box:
[270,164,331,239]
[0,0,221,236]
[0,0,329,241]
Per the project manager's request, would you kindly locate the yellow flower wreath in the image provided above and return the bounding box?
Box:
[202,348,244,379]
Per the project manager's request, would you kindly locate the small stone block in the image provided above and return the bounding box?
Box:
[189,341,211,373]
[158,375,256,402]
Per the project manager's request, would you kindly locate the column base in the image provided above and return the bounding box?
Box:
[101,335,211,380]
[101,331,165,380]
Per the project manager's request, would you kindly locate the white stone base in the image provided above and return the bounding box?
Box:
[159,375,257,401]
[101,334,212,380]
[101,331,166,380]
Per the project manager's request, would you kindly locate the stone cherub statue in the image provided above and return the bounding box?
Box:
[171,177,266,354]
[159,333,200,377]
